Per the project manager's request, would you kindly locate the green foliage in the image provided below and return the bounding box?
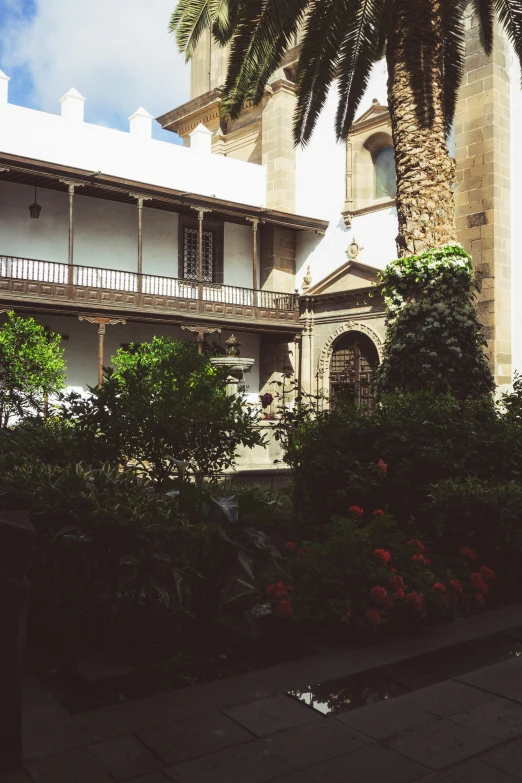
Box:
[169,0,522,143]
[374,245,495,399]
[60,337,264,484]
[283,512,490,633]
[0,311,65,426]
[276,388,522,527]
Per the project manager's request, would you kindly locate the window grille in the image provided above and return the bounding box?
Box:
[183,227,214,281]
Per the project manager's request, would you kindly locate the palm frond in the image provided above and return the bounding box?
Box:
[170,0,232,60]
[292,0,348,145]
[495,0,522,80]
[213,0,241,44]
[221,0,309,120]
[442,0,466,137]
[471,0,495,54]
[334,0,385,140]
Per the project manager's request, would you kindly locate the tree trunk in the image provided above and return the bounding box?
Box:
[386,0,457,256]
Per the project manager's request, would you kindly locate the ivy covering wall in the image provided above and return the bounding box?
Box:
[374,244,495,399]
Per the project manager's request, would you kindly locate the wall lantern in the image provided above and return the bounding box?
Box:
[29,187,42,219]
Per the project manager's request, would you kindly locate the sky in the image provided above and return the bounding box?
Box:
[0,0,190,142]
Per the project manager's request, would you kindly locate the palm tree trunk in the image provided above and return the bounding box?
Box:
[386,0,457,256]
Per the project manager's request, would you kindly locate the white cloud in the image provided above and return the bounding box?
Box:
[0,0,190,132]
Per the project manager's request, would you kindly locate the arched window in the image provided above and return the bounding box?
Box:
[374,145,397,199]
[330,332,379,410]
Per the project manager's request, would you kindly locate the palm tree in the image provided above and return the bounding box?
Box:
[170,0,522,256]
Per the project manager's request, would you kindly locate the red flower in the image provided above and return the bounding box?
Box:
[405,592,425,611]
[411,553,430,566]
[390,575,406,591]
[298,547,311,558]
[266,582,286,599]
[471,572,488,595]
[374,549,392,566]
[365,609,381,626]
[409,515,416,523]
[432,582,446,593]
[460,547,477,561]
[276,590,289,599]
[344,612,352,623]
[395,588,405,599]
[373,509,385,516]
[348,505,364,517]
[370,586,393,607]
[390,567,398,574]
[378,459,387,474]
[275,599,293,617]
[449,579,463,594]
[475,593,485,606]
[480,566,495,582]
[285,542,296,552]
[407,539,427,553]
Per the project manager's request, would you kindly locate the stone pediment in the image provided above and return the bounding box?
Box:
[353,99,390,132]
[307,259,381,296]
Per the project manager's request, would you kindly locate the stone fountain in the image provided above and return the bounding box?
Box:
[209,335,254,396]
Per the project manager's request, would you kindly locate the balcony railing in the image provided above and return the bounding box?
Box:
[0,256,300,317]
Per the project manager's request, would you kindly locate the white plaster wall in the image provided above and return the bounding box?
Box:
[511,48,522,379]
[0,180,265,283]
[294,63,397,289]
[0,95,266,208]
[27,312,260,399]
[224,223,254,288]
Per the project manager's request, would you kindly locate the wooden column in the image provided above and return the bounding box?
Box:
[247,217,260,306]
[191,207,212,301]
[130,193,151,295]
[78,315,126,386]
[60,179,84,290]
[180,324,222,354]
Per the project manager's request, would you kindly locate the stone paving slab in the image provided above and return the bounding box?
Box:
[163,740,295,783]
[397,680,497,717]
[224,695,321,737]
[138,711,253,766]
[124,774,171,783]
[477,735,522,779]
[301,744,429,783]
[418,758,520,781]
[87,735,161,781]
[0,771,32,783]
[261,719,369,769]
[387,718,500,770]
[22,677,90,761]
[24,747,114,783]
[333,695,434,739]
[450,697,522,742]
[457,657,522,701]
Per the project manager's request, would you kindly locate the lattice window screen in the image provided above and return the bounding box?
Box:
[183,227,214,281]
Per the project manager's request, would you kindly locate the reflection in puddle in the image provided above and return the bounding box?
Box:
[289,629,522,716]
[290,671,409,715]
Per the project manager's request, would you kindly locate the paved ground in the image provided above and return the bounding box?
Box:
[4,605,522,783]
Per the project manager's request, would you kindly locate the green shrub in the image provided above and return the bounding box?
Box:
[374,244,494,399]
[268,512,496,636]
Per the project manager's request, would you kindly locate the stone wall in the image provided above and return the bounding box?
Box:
[455,10,511,388]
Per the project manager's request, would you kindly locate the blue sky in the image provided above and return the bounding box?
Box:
[0,0,190,142]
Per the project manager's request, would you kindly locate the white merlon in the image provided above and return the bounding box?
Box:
[129,106,153,139]
[189,123,212,154]
[60,88,86,122]
[0,71,9,105]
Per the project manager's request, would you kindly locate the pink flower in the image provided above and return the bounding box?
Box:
[373,509,385,517]
[378,459,388,474]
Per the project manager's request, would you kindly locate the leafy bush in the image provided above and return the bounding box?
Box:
[374,244,494,399]
[0,311,65,426]
[60,338,264,484]
[273,511,496,636]
[277,389,522,526]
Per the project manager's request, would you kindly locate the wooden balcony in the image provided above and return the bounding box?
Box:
[0,255,301,331]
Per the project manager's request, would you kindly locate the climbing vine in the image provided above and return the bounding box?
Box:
[374,243,495,399]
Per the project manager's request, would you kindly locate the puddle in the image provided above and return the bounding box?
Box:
[289,629,522,716]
